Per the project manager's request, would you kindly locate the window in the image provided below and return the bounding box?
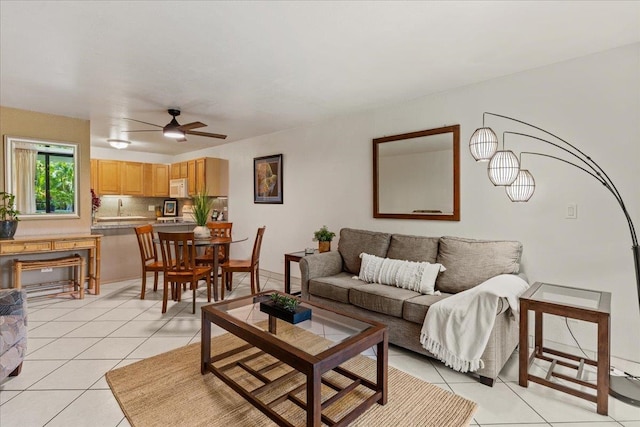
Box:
[4,136,79,219]
[35,147,75,213]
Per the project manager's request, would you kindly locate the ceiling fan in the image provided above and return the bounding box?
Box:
[123,109,227,142]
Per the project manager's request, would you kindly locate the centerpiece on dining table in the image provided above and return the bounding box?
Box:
[259,293,312,324]
[192,189,213,239]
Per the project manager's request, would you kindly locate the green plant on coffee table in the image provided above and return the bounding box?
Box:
[313,225,335,242]
[269,293,299,312]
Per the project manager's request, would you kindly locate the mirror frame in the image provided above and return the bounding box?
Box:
[4,135,80,220]
[373,124,460,221]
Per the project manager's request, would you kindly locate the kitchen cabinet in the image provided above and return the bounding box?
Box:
[195,157,229,196]
[94,160,168,196]
[121,162,145,196]
[171,162,188,179]
[187,160,197,195]
[92,158,225,197]
[90,159,98,192]
[97,160,121,195]
[152,163,169,196]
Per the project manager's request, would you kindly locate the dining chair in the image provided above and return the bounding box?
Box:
[134,224,165,300]
[195,222,233,282]
[157,231,212,314]
[220,226,266,299]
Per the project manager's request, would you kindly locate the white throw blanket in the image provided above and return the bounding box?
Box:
[420,274,529,373]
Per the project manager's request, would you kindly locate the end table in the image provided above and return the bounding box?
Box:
[284,250,318,295]
[519,282,611,415]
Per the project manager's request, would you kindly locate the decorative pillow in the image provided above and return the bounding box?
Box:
[338,228,391,274]
[358,252,445,295]
[435,236,522,294]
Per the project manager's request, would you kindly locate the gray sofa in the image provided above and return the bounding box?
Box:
[299,228,526,386]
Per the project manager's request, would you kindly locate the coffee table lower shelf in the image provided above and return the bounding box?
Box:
[202,343,383,427]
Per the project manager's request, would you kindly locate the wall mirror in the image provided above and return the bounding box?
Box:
[373,124,460,221]
[4,136,79,219]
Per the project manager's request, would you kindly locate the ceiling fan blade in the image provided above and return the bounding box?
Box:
[123,118,163,128]
[178,121,207,131]
[121,129,162,133]
[185,130,228,139]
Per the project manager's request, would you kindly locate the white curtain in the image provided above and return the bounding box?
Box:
[13,147,37,214]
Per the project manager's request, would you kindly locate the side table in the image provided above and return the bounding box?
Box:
[284,250,318,295]
[519,282,611,415]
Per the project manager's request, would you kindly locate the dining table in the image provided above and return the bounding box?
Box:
[196,235,247,301]
[155,233,247,302]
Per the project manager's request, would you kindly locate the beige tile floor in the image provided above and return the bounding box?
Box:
[1,273,639,426]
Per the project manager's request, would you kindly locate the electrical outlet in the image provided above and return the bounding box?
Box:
[148,205,155,211]
[41,268,53,273]
[566,203,577,219]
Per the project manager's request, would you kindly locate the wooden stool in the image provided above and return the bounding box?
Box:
[13,254,86,299]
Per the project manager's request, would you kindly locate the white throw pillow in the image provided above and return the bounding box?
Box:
[358,252,445,295]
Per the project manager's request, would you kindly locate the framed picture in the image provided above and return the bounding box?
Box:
[254,154,283,204]
[163,199,178,217]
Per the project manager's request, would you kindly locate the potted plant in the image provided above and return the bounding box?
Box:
[191,189,212,238]
[313,225,336,253]
[259,293,312,324]
[0,191,20,239]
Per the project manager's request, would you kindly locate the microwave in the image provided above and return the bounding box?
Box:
[169,178,188,198]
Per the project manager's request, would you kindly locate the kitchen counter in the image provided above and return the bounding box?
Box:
[92,220,198,284]
[91,219,196,231]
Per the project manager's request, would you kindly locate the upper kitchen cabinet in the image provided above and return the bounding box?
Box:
[145,163,169,197]
[171,161,188,179]
[97,160,121,195]
[187,160,197,196]
[90,159,98,192]
[196,157,229,196]
[121,162,145,196]
[93,160,169,196]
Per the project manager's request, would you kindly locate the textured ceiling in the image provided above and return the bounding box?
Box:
[1,1,639,155]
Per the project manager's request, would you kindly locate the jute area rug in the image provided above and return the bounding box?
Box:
[106,328,477,427]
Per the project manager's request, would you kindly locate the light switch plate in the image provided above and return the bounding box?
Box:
[566,203,577,219]
[148,205,155,211]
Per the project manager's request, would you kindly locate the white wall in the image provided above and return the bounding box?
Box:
[147,45,640,361]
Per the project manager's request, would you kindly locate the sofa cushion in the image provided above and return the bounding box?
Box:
[402,293,453,324]
[435,236,522,293]
[338,228,391,274]
[358,253,445,295]
[308,272,365,304]
[387,234,439,263]
[349,284,420,318]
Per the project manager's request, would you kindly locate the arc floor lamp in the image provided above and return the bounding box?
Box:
[470,112,639,406]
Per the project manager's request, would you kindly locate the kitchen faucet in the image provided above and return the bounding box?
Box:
[117,198,123,217]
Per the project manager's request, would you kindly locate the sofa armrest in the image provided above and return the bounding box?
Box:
[299,252,343,298]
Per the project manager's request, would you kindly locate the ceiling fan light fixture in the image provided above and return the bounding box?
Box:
[163,118,185,139]
[107,139,131,149]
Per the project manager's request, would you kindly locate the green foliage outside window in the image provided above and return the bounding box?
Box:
[35,154,75,213]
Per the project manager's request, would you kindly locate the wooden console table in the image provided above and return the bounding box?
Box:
[519,282,610,415]
[0,234,102,295]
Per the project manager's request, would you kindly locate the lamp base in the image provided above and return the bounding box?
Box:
[610,374,640,407]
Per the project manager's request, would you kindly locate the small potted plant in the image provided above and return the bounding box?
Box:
[0,191,20,239]
[259,293,312,324]
[313,225,336,253]
[191,189,213,239]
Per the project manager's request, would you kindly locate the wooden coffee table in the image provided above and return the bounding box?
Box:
[201,291,388,427]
